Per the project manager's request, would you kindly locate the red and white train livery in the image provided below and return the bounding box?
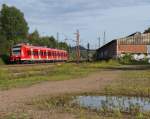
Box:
[9,44,68,63]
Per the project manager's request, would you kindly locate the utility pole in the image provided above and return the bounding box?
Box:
[57,32,59,48]
[64,37,68,43]
[87,43,90,62]
[62,33,68,43]
[75,30,80,64]
[103,31,106,45]
[98,37,101,48]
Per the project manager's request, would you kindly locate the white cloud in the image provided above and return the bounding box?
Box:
[0,0,150,48]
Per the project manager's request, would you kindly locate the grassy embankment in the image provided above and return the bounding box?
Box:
[0,60,120,90]
[102,70,150,97]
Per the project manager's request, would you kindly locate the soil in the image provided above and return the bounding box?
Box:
[0,70,119,119]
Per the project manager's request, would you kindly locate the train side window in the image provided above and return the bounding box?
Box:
[44,52,47,56]
[40,51,42,56]
[33,51,38,56]
[27,50,31,56]
[40,51,43,56]
[48,52,51,56]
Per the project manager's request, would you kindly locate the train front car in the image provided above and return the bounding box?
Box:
[9,44,23,63]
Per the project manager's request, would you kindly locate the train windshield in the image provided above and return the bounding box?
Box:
[12,46,21,55]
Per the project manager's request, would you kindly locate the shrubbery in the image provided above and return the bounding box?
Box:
[119,54,132,64]
[0,58,4,65]
[0,55,9,64]
[119,53,149,65]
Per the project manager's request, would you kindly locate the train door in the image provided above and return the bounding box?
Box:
[33,49,39,60]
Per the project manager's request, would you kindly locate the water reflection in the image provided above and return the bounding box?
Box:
[75,96,150,112]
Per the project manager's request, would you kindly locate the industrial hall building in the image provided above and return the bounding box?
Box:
[96,32,150,60]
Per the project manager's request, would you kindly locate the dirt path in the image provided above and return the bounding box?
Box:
[0,70,119,118]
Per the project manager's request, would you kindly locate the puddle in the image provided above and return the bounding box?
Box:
[74,96,150,112]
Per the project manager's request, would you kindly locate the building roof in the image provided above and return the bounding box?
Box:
[127,32,141,37]
[97,40,116,51]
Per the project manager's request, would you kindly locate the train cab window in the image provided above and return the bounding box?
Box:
[13,50,21,55]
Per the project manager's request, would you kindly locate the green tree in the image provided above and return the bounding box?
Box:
[28,30,39,40]
[48,36,57,48]
[59,42,69,50]
[0,4,29,44]
[28,30,40,45]
[28,31,58,49]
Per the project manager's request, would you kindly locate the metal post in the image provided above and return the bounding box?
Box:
[75,30,80,63]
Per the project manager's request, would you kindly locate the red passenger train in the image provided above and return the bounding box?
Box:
[9,43,68,63]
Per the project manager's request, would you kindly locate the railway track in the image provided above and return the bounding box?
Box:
[1,60,90,68]
[1,63,59,68]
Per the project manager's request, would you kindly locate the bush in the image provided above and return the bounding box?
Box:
[0,54,9,64]
[119,53,132,64]
[0,58,4,65]
[119,53,149,65]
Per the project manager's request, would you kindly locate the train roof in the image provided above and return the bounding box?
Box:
[13,44,67,52]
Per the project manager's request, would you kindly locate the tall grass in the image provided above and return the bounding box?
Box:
[103,70,150,97]
[0,58,4,65]
[29,95,150,119]
[88,60,120,68]
[0,61,121,90]
[0,62,108,90]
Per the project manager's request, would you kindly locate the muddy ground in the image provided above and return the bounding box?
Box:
[0,69,121,118]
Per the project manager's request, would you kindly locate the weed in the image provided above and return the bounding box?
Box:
[0,62,120,90]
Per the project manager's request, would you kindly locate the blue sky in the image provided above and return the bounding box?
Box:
[0,0,150,48]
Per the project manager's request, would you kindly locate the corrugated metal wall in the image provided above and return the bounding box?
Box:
[147,45,150,54]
